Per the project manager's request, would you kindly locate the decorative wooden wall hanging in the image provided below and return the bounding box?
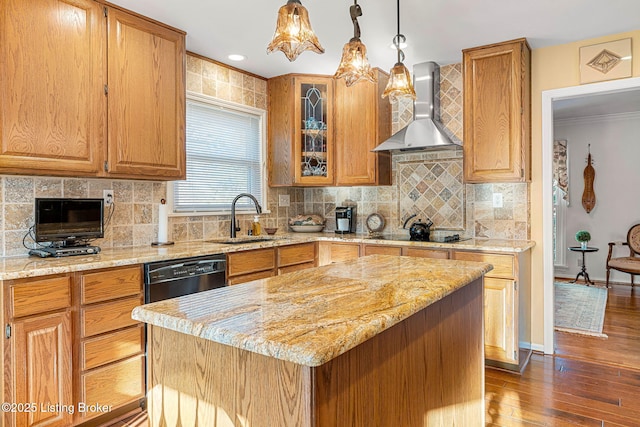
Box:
[582,144,596,213]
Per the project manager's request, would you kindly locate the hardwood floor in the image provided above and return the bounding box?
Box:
[486,282,640,426]
[110,283,640,427]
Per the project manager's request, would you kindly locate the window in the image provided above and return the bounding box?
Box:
[172,94,266,214]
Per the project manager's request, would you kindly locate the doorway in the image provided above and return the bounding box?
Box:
[541,76,640,354]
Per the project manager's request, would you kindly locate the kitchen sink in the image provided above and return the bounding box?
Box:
[205,236,287,245]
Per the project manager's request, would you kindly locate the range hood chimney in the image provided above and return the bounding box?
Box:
[373,61,462,152]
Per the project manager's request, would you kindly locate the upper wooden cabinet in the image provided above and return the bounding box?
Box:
[268,75,335,186]
[335,69,392,186]
[105,7,185,179]
[0,0,106,176]
[0,0,186,180]
[462,38,531,183]
[268,71,392,187]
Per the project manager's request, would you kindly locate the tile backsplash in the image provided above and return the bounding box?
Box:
[0,61,529,257]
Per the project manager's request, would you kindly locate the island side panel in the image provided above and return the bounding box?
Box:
[147,326,313,427]
[313,278,485,426]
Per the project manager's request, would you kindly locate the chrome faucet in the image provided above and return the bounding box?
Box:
[230,193,262,238]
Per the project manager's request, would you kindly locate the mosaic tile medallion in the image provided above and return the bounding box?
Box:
[397,159,465,230]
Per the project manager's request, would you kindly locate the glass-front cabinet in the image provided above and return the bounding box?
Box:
[268,75,334,186]
[295,78,333,185]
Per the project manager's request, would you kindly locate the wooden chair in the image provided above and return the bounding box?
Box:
[606,224,640,288]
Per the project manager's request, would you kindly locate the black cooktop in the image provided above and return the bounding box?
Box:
[369,234,471,243]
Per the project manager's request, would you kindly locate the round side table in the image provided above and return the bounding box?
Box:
[569,246,599,286]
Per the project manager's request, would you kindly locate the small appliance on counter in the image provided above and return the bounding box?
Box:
[335,206,356,234]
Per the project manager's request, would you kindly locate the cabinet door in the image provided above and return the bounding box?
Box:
[9,312,73,427]
[318,242,360,266]
[335,69,392,186]
[0,0,105,176]
[463,38,530,182]
[294,77,334,185]
[106,7,186,179]
[402,247,450,259]
[484,277,518,365]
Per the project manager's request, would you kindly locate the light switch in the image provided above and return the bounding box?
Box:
[492,193,503,208]
[278,194,290,207]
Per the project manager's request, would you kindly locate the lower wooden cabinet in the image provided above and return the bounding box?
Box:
[228,243,319,284]
[2,266,145,427]
[318,242,361,266]
[452,250,531,371]
[402,247,450,259]
[11,311,74,427]
[277,243,317,274]
[227,247,276,285]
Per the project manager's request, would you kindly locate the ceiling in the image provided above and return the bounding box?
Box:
[108,0,640,120]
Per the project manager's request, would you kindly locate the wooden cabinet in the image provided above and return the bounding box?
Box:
[402,247,450,259]
[105,7,186,179]
[318,242,361,266]
[3,275,74,427]
[268,71,392,187]
[76,265,145,422]
[362,244,402,256]
[452,250,531,371]
[277,243,317,274]
[0,0,105,177]
[3,266,145,427]
[334,69,392,185]
[0,0,185,180]
[227,248,277,285]
[268,75,334,186]
[463,38,531,183]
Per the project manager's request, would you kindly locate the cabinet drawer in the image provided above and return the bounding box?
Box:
[452,251,514,278]
[81,325,144,370]
[228,269,275,286]
[80,355,145,418]
[403,247,450,259]
[80,266,142,305]
[278,243,316,267]
[228,248,275,277]
[81,295,142,338]
[363,245,402,256]
[9,276,71,318]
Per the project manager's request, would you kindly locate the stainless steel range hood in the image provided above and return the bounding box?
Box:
[373,61,462,152]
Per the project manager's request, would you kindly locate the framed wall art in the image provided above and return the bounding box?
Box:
[580,38,632,84]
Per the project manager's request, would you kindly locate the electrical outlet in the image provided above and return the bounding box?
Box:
[103,189,114,206]
[492,193,503,208]
[278,194,290,207]
[577,257,582,267]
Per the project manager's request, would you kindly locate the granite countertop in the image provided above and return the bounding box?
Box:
[0,232,533,280]
[132,254,493,367]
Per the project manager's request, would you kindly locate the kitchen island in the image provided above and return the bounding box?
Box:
[133,254,492,426]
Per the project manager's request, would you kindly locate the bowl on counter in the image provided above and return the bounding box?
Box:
[264,227,278,235]
[290,225,324,233]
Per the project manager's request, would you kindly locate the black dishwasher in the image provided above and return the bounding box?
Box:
[144,254,226,303]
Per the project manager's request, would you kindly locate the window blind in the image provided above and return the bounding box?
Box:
[173,98,263,213]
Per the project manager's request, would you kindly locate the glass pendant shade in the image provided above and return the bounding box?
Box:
[382,62,416,102]
[334,38,377,87]
[267,0,324,62]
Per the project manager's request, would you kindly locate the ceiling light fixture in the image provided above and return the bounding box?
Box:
[382,0,416,102]
[267,0,324,62]
[228,54,246,62]
[334,0,376,87]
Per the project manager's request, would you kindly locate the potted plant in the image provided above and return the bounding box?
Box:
[575,230,591,249]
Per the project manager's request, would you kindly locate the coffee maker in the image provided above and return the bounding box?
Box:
[335,206,356,234]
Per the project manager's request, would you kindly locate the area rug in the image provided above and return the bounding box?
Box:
[554,282,608,338]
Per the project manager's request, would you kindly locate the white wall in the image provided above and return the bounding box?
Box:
[554,112,640,283]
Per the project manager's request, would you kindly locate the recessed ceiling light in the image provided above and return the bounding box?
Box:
[228,54,246,61]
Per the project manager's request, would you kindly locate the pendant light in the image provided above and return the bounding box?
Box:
[334,0,376,87]
[382,0,416,101]
[267,0,324,62]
